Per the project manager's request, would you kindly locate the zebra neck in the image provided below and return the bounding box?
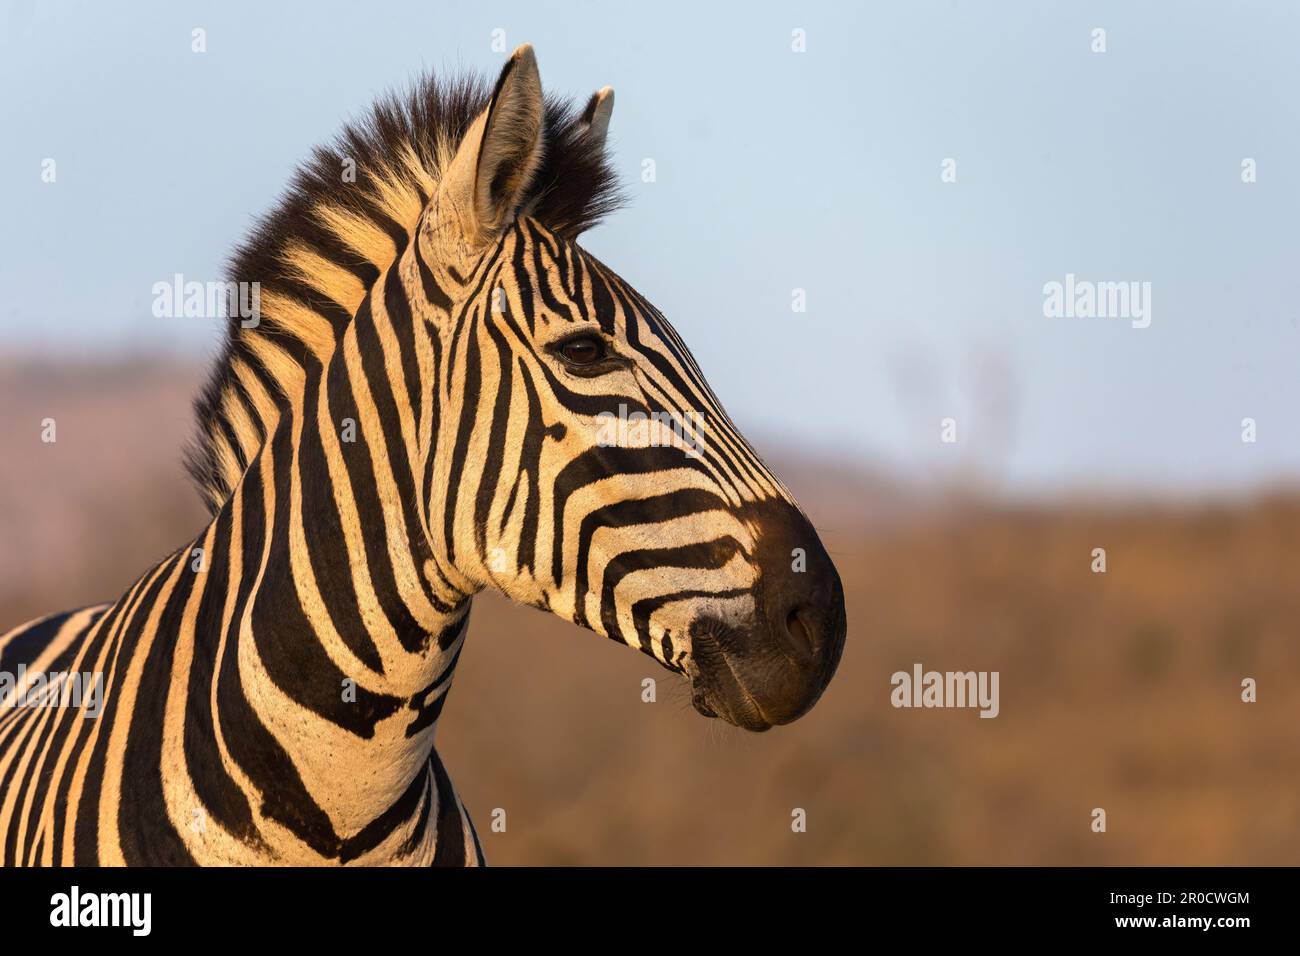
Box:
[192,332,475,862]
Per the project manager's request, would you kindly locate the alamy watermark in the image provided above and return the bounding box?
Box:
[0,665,105,719]
[152,273,261,328]
[1042,273,1151,329]
[595,403,704,458]
[50,886,150,936]
[890,663,999,718]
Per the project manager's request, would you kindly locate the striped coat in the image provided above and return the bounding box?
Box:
[0,45,845,866]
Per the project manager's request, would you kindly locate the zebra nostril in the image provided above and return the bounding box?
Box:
[784,606,817,659]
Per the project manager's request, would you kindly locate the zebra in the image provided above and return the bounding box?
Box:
[0,45,845,866]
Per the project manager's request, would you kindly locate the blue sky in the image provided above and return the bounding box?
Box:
[2,0,1298,495]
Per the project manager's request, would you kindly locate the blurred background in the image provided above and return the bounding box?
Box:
[1,0,1298,864]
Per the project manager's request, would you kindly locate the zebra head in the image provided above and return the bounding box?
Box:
[415,46,845,731]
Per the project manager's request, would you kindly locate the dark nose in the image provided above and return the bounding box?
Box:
[751,500,846,669]
[689,500,847,730]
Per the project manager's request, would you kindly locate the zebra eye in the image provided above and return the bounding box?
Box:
[557,334,606,366]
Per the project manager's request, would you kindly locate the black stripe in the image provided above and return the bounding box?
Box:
[430,752,466,866]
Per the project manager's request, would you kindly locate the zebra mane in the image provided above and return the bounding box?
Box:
[185,69,624,513]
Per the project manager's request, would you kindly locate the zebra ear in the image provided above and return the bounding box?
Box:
[577,86,614,150]
[442,44,546,246]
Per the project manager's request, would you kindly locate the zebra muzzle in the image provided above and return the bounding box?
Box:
[687,504,846,731]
